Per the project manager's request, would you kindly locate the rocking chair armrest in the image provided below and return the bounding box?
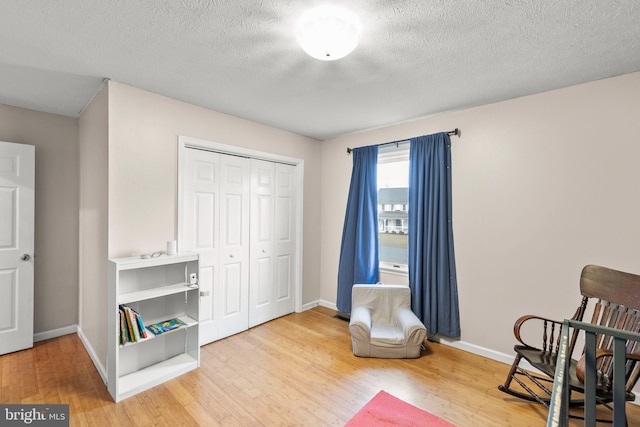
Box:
[576,350,640,385]
[513,314,564,348]
[587,350,640,362]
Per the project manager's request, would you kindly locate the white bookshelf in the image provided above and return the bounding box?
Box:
[107,253,200,402]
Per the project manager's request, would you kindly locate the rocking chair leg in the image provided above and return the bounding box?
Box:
[497,353,551,404]
[499,353,522,391]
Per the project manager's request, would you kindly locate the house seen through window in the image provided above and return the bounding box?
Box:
[378,143,409,273]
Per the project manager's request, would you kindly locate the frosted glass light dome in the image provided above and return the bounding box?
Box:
[296,6,361,61]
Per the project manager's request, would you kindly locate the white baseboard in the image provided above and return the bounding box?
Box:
[34,325,78,343]
[300,300,319,312]
[429,335,516,366]
[317,299,338,311]
[77,326,107,385]
[301,299,338,312]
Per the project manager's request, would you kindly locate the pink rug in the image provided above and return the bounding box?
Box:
[345,390,456,427]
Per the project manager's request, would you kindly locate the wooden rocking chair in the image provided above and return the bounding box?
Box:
[498,265,640,417]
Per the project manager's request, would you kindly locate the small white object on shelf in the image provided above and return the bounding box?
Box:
[166,240,177,255]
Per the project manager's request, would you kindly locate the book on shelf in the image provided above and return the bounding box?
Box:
[147,318,187,335]
[119,304,147,345]
[119,309,127,345]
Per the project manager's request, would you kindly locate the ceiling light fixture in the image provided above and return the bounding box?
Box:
[296,5,361,61]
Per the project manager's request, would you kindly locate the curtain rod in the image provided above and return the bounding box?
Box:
[346,128,460,154]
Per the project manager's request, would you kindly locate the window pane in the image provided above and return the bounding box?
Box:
[378,155,409,267]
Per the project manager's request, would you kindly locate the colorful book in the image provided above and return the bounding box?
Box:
[123,308,133,343]
[125,307,141,342]
[147,318,187,335]
[132,308,148,339]
[119,307,130,344]
[119,309,126,345]
[125,308,135,341]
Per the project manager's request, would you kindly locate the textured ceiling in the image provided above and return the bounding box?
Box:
[1,1,639,140]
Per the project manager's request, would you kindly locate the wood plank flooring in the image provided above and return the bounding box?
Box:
[1,306,639,426]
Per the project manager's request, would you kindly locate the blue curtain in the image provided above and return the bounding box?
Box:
[408,133,460,337]
[336,146,379,313]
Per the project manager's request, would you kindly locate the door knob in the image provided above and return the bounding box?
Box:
[21,254,31,261]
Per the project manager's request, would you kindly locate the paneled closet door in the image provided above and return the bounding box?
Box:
[249,160,275,327]
[273,163,297,319]
[249,160,296,327]
[182,150,250,344]
[218,154,250,338]
[183,146,294,343]
[182,148,220,344]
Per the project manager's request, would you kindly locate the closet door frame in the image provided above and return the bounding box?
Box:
[176,135,304,316]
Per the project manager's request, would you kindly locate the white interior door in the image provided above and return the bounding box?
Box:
[273,163,297,319]
[181,149,250,344]
[249,159,276,327]
[181,148,220,344]
[249,160,297,327]
[218,154,250,338]
[0,141,35,355]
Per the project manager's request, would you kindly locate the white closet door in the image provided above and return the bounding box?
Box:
[273,163,297,319]
[218,154,250,338]
[249,160,297,327]
[182,149,220,344]
[182,145,294,342]
[249,160,276,327]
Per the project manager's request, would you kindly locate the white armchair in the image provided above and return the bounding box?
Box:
[349,284,427,358]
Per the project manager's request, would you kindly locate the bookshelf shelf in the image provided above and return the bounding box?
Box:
[118,315,198,348]
[117,353,198,401]
[108,253,200,402]
[119,282,199,305]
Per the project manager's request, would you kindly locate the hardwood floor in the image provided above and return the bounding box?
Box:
[2,306,639,426]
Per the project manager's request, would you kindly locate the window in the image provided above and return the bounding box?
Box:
[377,143,409,273]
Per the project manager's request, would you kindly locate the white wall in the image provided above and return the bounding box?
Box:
[0,104,79,334]
[78,84,109,369]
[320,71,640,356]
